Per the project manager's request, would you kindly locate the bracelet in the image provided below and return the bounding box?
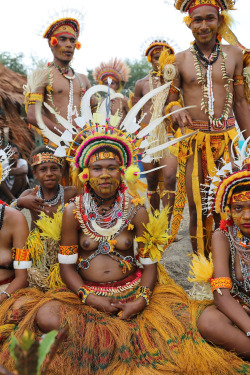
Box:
[137,285,152,306]
[10,199,22,211]
[165,101,182,116]
[210,277,232,295]
[0,291,11,298]
[77,286,93,304]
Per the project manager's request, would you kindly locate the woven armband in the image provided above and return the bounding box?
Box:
[12,248,32,269]
[24,93,44,112]
[58,245,78,264]
[77,285,93,304]
[137,285,152,306]
[210,277,232,295]
[137,248,157,265]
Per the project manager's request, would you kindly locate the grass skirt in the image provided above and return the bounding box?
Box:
[0,265,249,374]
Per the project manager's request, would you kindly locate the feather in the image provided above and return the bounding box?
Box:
[23,68,48,95]
[35,102,62,146]
[120,82,172,131]
[99,93,124,115]
[139,165,167,175]
[80,85,115,124]
[145,131,198,155]
[43,102,78,135]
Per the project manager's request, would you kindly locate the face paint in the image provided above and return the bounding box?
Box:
[89,176,120,195]
[230,201,250,237]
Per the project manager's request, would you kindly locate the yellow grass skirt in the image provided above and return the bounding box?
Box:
[0,265,249,375]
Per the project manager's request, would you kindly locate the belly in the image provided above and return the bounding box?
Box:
[78,254,136,283]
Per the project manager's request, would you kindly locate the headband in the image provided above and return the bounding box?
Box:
[31,152,64,167]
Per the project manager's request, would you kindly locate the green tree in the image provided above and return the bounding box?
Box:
[0,51,27,75]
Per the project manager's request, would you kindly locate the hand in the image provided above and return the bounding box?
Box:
[17,186,50,214]
[0,293,8,305]
[170,105,192,135]
[85,294,119,314]
[111,297,146,320]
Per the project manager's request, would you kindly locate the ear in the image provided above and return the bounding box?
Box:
[218,13,223,27]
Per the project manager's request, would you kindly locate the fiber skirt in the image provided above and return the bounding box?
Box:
[0,265,249,375]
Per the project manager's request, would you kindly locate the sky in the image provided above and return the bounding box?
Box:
[1,0,249,75]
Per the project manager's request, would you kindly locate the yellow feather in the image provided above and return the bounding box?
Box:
[35,207,63,242]
[25,228,44,267]
[46,263,65,289]
[188,253,213,284]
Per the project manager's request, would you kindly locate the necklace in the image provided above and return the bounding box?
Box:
[90,189,118,207]
[37,184,65,212]
[190,41,233,130]
[0,204,5,230]
[50,62,71,75]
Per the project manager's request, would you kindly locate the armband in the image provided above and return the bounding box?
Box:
[12,248,32,269]
[233,75,244,86]
[169,84,180,95]
[137,248,157,265]
[58,245,78,264]
[210,277,232,295]
[24,92,44,113]
[165,101,182,116]
[77,285,93,304]
[137,285,152,306]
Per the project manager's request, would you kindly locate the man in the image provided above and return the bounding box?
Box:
[0,144,29,204]
[133,40,178,220]
[167,0,250,253]
[24,16,93,138]
[93,58,130,126]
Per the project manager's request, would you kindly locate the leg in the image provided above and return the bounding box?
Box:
[36,301,61,333]
[198,305,250,359]
[142,161,160,212]
[185,142,205,253]
[160,153,178,222]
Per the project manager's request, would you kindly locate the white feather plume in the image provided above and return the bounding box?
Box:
[43,102,78,134]
[145,131,198,155]
[35,102,63,147]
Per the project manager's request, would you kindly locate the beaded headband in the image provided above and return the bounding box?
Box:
[31,152,64,167]
[43,18,80,39]
[145,42,175,57]
[231,191,250,204]
[89,152,120,165]
[213,170,250,213]
[174,0,235,12]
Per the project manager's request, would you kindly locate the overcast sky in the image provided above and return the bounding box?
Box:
[1,0,249,75]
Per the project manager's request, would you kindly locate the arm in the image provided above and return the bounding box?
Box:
[27,104,66,136]
[0,210,29,304]
[134,79,144,122]
[233,47,250,139]
[211,230,250,334]
[112,206,157,319]
[9,162,28,177]
[0,181,15,202]
[167,53,192,134]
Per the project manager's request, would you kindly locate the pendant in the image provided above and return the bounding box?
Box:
[88,212,96,221]
[98,241,111,254]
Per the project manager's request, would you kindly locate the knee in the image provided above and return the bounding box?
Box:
[164,173,176,189]
[146,176,158,191]
[36,301,61,333]
[197,308,220,339]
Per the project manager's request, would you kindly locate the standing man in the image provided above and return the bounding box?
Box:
[133,40,178,220]
[93,58,130,126]
[167,0,250,253]
[24,16,93,138]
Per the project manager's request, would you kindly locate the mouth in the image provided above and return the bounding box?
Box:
[242,224,250,228]
[99,183,111,188]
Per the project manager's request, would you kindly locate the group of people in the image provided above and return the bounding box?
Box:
[0,0,250,373]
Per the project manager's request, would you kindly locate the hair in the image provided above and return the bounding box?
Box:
[231,184,250,195]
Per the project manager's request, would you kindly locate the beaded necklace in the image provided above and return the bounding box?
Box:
[0,204,5,230]
[190,41,233,130]
[47,63,84,126]
[37,184,65,212]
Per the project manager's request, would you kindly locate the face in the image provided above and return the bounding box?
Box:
[103,77,120,92]
[33,162,61,190]
[151,52,161,71]
[230,200,250,237]
[11,147,19,162]
[190,6,220,45]
[50,33,76,64]
[89,159,121,198]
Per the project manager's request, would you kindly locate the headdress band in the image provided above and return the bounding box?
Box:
[231,191,250,204]
[31,152,64,167]
[145,42,175,57]
[43,18,80,39]
[89,152,120,165]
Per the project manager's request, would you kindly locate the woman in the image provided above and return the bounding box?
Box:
[198,166,250,359]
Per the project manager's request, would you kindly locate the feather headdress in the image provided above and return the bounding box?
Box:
[93,58,131,85]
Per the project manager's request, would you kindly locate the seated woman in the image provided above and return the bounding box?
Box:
[0,145,30,307]
[198,166,250,360]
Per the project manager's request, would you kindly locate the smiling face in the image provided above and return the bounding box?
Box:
[33,162,61,190]
[89,158,121,198]
[230,199,250,238]
[190,6,221,45]
[50,33,76,65]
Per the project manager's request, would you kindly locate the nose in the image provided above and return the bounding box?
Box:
[200,19,208,29]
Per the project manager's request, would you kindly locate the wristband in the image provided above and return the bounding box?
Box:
[77,285,93,304]
[11,199,22,211]
[137,285,152,306]
[0,291,11,298]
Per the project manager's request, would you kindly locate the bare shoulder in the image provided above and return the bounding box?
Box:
[63,186,78,202]
[77,73,91,88]
[134,75,149,96]
[4,206,27,225]
[211,229,230,255]
[131,201,148,226]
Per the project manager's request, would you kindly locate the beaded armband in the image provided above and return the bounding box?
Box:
[137,285,152,306]
[233,75,244,86]
[12,248,32,269]
[24,93,44,113]
[77,285,93,304]
[169,84,180,95]
[137,248,157,265]
[210,277,232,295]
[58,245,78,264]
[10,199,22,211]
